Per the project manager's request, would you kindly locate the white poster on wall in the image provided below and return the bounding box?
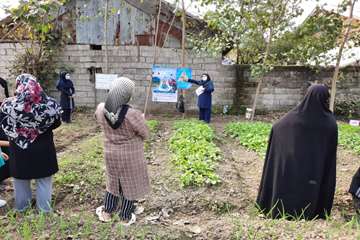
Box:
[95,74,118,90]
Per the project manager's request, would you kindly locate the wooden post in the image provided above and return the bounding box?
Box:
[329,0,357,112]
[181,0,186,118]
[181,0,186,67]
[250,29,272,121]
[104,0,109,74]
[144,0,162,117]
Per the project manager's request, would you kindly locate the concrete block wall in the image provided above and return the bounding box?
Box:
[1,43,359,112]
[235,65,360,111]
[54,45,235,112]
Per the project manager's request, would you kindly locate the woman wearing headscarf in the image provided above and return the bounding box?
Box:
[256,84,337,220]
[187,73,214,123]
[0,77,10,208]
[56,71,75,123]
[349,167,360,214]
[95,77,150,225]
[0,74,62,213]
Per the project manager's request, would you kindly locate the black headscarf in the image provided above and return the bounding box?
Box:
[57,71,74,90]
[256,84,338,220]
[202,73,211,82]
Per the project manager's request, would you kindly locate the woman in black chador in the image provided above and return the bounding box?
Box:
[349,167,360,214]
[256,84,338,220]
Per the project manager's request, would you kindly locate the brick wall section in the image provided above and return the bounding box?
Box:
[1,43,359,112]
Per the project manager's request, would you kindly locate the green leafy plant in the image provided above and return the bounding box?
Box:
[335,97,360,118]
[145,119,160,152]
[225,121,272,157]
[146,120,160,133]
[169,120,221,187]
[338,123,360,155]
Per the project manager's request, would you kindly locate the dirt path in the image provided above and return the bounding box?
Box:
[127,117,266,239]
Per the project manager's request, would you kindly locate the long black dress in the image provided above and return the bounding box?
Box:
[256,84,338,219]
[8,119,61,179]
[349,167,360,198]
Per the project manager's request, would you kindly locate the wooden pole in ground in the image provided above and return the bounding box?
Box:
[250,29,272,121]
[181,0,186,118]
[104,0,109,74]
[143,0,162,117]
[329,0,357,112]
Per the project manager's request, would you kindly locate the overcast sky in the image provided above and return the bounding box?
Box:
[1,0,359,24]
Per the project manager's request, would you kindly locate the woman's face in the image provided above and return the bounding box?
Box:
[201,74,208,81]
[65,73,71,80]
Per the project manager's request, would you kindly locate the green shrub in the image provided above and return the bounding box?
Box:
[226,121,360,157]
[335,97,360,118]
[225,122,272,157]
[338,124,360,155]
[169,120,221,187]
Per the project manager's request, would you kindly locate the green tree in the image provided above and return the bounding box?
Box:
[3,0,71,89]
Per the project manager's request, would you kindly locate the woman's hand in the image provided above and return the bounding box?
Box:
[0,141,9,147]
[2,153,9,161]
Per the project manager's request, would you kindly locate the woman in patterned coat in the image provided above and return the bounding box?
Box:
[0,74,62,212]
[95,77,150,225]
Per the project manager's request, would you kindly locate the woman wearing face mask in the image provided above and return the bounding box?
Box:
[57,71,75,123]
[187,73,214,123]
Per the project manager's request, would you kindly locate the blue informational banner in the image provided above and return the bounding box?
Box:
[176,68,192,89]
[151,66,193,102]
[152,66,178,102]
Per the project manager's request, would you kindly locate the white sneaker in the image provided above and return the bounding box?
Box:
[120,213,136,227]
[96,206,112,223]
[0,199,6,208]
[134,205,144,215]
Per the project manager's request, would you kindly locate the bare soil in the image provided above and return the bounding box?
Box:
[0,113,359,239]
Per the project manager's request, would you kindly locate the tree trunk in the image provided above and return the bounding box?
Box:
[329,0,357,112]
[104,0,109,73]
[251,28,273,121]
[181,0,186,118]
[181,0,186,68]
[144,0,162,117]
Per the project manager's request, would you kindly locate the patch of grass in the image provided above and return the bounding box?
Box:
[206,200,236,215]
[231,216,360,240]
[226,121,360,157]
[0,209,121,240]
[145,120,160,154]
[225,121,271,157]
[338,123,360,155]
[54,135,105,202]
[169,120,221,187]
[146,119,160,133]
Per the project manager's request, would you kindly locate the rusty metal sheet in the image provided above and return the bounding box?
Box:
[76,0,153,45]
